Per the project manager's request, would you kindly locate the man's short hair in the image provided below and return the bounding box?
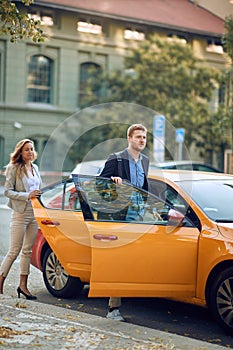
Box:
[127,124,147,138]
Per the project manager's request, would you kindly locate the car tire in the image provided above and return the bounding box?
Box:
[208,267,233,335]
[42,247,84,298]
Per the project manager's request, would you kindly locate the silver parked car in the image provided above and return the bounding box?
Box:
[150,160,222,173]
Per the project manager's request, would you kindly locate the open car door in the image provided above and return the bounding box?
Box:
[73,175,201,299]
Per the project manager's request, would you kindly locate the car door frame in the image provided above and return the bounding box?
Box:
[73,175,201,299]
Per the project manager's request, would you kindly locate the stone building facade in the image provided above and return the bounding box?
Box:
[0,0,231,175]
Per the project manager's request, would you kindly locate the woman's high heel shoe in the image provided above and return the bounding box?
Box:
[17,287,37,300]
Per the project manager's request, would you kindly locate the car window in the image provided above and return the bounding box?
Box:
[40,182,64,209]
[177,164,193,170]
[149,178,201,229]
[72,175,195,226]
[39,180,81,211]
[64,183,81,210]
[193,164,214,172]
[149,179,186,210]
[77,176,167,224]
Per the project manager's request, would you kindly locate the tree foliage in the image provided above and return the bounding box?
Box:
[0,0,45,42]
[223,15,233,62]
[80,35,230,165]
[222,15,233,157]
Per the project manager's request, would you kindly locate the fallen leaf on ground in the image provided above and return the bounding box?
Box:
[15,301,27,308]
[0,326,29,338]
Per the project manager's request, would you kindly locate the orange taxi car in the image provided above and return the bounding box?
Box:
[31,171,233,334]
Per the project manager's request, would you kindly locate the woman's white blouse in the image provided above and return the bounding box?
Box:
[24,170,40,193]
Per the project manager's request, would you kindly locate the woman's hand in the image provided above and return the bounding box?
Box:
[29,190,42,199]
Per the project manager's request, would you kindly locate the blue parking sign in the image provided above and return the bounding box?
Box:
[176,128,185,143]
[154,115,165,138]
[153,115,165,162]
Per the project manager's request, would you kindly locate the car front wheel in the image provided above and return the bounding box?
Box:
[42,247,84,298]
[208,267,233,335]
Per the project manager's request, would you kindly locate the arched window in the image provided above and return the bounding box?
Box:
[30,135,51,166]
[27,55,53,103]
[0,136,4,169]
[79,62,102,106]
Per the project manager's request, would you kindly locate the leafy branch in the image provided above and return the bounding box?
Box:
[0,0,45,42]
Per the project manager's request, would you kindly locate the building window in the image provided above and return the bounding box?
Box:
[0,45,4,102]
[28,12,54,26]
[206,39,223,54]
[167,34,187,44]
[0,52,2,101]
[30,136,52,168]
[124,29,145,41]
[0,136,4,169]
[77,21,102,34]
[218,82,226,105]
[27,55,53,103]
[79,62,102,106]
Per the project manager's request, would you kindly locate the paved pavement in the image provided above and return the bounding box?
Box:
[0,294,228,350]
[0,187,229,350]
[0,185,4,197]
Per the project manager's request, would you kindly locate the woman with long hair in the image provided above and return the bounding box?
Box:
[0,139,42,299]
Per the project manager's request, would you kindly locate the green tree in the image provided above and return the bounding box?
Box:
[223,15,233,62]
[0,0,44,42]
[222,15,233,156]
[82,35,229,165]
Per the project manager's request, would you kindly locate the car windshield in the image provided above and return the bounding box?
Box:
[179,180,233,222]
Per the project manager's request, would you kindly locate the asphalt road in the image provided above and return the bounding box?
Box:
[34,285,233,349]
[1,195,233,349]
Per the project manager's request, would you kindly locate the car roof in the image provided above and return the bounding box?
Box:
[71,160,227,179]
[148,169,233,183]
[149,160,222,173]
[72,160,106,175]
[151,160,214,166]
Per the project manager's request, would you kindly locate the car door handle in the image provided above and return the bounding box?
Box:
[41,220,60,227]
[93,234,118,241]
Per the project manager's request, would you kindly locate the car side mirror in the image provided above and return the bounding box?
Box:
[167,208,185,226]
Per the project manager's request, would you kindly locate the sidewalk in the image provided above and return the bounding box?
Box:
[0,294,228,350]
[0,185,4,197]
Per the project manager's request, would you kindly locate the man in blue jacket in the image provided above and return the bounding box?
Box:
[100,123,149,321]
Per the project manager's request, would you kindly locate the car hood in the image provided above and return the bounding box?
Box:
[217,222,233,240]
